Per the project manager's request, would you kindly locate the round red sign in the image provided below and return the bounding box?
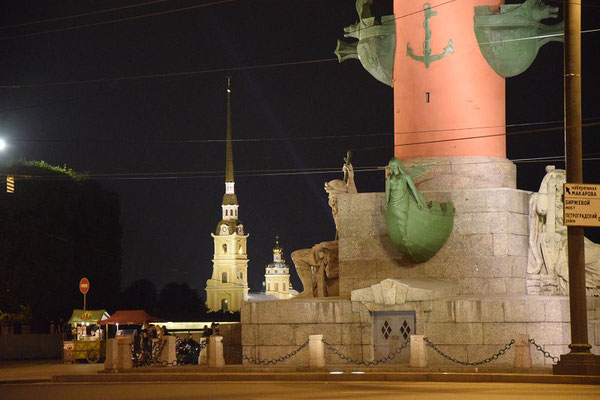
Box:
[79,278,90,294]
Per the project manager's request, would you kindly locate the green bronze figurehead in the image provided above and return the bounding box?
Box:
[335,0,396,87]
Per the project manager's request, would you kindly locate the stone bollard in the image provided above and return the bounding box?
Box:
[104,338,117,370]
[308,335,326,369]
[409,335,428,368]
[208,335,225,368]
[198,337,208,365]
[159,335,177,366]
[513,334,532,369]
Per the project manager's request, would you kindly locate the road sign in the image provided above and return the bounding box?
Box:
[6,175,14,193]
[79,278,90,294]
[564,183,600,227]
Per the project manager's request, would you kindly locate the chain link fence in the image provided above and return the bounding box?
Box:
[242,339,309,365]
[322,338,410,367]
[423,337,515,366]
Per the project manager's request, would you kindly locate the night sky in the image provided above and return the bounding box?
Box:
[1,0,599,296]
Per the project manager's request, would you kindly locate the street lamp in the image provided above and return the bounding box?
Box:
[0,138,6,151]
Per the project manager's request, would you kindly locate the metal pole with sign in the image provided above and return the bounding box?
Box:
[79,278,90,312]
[553,0,600,375]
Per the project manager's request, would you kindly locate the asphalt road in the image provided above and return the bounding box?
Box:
[1,382,599,400]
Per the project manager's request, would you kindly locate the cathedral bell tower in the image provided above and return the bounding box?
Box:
[205,76,249,313]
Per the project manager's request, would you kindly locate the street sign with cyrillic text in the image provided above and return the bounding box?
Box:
[564,183,600,227]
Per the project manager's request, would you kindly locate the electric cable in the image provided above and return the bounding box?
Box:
[3,153,598,182]
[0,0,174,31]
[0,0,234,41]
[8,118,600,145]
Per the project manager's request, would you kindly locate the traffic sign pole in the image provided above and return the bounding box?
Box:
[553,0,600,375]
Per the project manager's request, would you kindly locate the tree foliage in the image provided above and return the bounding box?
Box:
[0,160,122,330]
[118,279,157,311]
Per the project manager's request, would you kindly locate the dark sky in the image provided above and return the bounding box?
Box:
[0,0,599,296]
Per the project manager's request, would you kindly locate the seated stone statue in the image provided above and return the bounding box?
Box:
[527,165,600,295]
[291,241,339,298]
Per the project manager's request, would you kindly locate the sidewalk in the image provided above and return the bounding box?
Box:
[0,360,103,384]
[2,361,598,385]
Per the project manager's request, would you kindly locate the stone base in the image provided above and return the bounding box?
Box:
[337,188,531,297]
[403,157,516,190]
[241,296,600,367]
[553,352,600,375]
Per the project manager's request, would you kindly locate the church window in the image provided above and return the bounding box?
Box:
[222,244,227,253]
[240,272,244,280]
[222,272,228,283]
[274,282,278,292]
[267,283,271,291]
[221,299,229,312]
[238,245,243,254]
[283,283,286,291]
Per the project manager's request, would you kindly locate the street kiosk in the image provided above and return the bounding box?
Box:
[63,309,109,363]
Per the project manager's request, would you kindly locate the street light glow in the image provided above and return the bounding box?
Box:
[0,139,6,151]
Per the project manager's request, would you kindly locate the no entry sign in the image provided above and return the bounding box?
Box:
[79,278,90,294]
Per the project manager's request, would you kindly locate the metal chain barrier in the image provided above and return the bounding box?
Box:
[242,339,309,365]
[528,338,559,364]
[322,338,410,367]
[423,337,515,366]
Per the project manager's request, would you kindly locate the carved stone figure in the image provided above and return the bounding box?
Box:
[291,241,339,298]
[385,158,455,263]
[527,165,600,294]
[474,0,563,77]
[324,151,358,232]
[335,0,396,86]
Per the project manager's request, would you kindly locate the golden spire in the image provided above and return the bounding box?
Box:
[225,75,234,183]
[273,235,282,254]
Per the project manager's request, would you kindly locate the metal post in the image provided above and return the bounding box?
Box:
[83,293,87,311]
[553,0,600,375]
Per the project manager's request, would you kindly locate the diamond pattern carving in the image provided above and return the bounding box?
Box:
[381,320,392,340]
[399,320,411,340]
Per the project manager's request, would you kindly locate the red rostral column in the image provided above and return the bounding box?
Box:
[393,0,505,159]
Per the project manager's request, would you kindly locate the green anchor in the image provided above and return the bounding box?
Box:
[407,3,454,68]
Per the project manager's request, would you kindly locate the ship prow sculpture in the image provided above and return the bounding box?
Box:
[385,157,455,263]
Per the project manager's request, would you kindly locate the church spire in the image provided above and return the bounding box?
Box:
[225,75,234,184]
[221,76,238,217]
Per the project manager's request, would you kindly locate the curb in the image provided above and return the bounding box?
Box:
[52,372,600,385]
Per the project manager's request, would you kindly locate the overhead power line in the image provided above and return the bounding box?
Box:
[10,118,600,145]
[0,0,234,41]
[3,154,599,182]
[0,57,336,90]
[0,0,174,30]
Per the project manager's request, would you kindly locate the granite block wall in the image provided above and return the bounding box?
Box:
[337,189,531,297]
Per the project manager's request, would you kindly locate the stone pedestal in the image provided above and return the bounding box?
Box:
[513,334,532,369]
[409,335,428,368]
[208,336,225,368]
[337,189,530,298]
[159,336,176,366]
[308,334,325,369]
[104,337,133,370]
[198,338,208,365]
[553,352,600,375]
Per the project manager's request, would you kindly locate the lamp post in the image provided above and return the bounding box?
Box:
[553,0,600,375]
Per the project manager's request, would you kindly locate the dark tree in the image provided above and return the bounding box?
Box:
[118,279,157,312]
[155,282,207,321]
[0,161,122,330]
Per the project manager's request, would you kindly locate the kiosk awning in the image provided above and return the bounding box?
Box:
[68,309,109,325]
[99,310,163,325]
